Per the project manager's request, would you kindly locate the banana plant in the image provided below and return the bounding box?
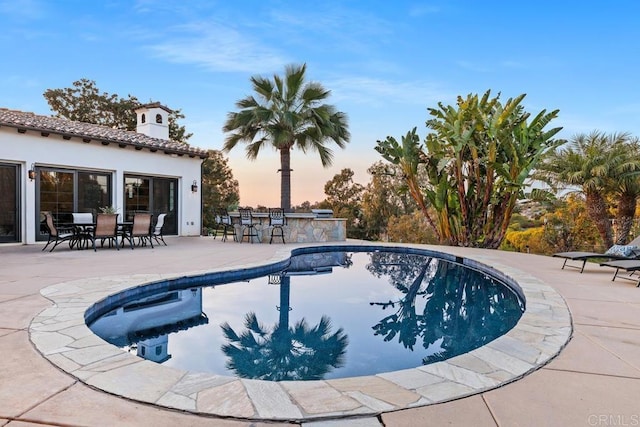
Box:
[376,90,563,248]
[375,128,440,238]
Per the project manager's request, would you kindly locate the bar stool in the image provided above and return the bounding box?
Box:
[216,208,237,242]
[268,208,286,243]
[239,208,259,243]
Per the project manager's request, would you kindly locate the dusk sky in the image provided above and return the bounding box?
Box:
[2,1,640,207]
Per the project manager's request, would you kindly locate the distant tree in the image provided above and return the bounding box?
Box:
[541,194,601,252]
[222,63,350,211]
[292,201,321,212]
[361,161,418,240]
[44,78,192,142]
[321,168,365,238]
[386,211,439,244]
[376,91,563,248]
[201,150,240,230]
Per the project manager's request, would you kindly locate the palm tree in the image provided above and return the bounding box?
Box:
[220,275,348,381]
[222,64,350,211]
[536,131,639,248]
[609,138,640,243]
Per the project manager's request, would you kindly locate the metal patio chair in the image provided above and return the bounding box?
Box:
[216,208,237,242]
[124,213,154,249]
[238,208,259,243]
[87,213,120,251]
[42,212,76,252]
[152,213,168,246]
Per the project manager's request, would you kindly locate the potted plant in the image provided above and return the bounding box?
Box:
[99,206,117,214]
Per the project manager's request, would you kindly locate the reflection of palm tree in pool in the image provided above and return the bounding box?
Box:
[369,253,432,350]
[368,253,523,364]
[421,261,523,364]
[220,275,348,381]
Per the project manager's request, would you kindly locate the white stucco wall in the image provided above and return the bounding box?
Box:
[0,127,204,244]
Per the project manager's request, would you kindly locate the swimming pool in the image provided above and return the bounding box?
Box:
[32,242,572,421]
[87,247,524,381]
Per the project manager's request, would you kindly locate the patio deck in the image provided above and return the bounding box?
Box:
[1,238,639,426]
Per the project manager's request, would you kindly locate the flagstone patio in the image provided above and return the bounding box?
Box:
[1,238,639,426]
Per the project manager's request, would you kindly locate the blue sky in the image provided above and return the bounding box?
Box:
[2,1,640,207]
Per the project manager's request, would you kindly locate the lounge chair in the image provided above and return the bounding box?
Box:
[553,237,640,273]
[598,259,640,287]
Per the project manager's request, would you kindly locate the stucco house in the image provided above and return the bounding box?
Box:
[0,103,208,245]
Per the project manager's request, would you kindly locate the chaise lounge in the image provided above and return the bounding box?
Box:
[552,236,640,273]
[599,259,640,287]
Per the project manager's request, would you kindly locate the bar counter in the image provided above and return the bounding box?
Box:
[228,211,346,243]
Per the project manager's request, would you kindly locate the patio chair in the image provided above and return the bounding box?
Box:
[267,208,286,244]
[216,208,236,242]
[87,213,120,251]
[552,236,640,273]
[151,213,168,246]
[238,208,259,243]
[42,212,76,252]
[124,213,154,249]
[72,212,95,250]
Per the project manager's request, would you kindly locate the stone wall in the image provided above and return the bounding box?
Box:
[235,217,346,243]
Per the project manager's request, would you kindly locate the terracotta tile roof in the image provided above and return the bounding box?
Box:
[0,108,208,159]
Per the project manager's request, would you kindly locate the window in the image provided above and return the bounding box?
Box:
[141,113,146,124]
[155,114,162,124]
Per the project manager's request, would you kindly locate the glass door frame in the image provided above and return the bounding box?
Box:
[0,163,20,243]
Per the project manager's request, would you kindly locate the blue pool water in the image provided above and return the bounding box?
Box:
[87,247,524,381]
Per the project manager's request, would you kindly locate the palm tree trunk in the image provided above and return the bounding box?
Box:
[278,275,291,328]
[280,147,292,212]
[586,191,614,248]
[615,193,637,244]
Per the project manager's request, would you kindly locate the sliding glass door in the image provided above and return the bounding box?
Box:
[0,164,19,243]
[36,168,111,240]
[124,175,177,235]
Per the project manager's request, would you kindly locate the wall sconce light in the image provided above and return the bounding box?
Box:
[28,164,36,181]
[191,180,198,193]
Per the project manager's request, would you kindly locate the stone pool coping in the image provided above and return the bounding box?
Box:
[29,243,572,422]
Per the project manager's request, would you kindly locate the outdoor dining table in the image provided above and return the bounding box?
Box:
[63,221,133,250]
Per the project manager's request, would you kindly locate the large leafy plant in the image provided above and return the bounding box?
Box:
[376,90,563,248]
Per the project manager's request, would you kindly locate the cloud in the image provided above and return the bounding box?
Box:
[327,76,450,107]
[0,0,45,19]
[147,21,289,73]
[455,60,493,73]
[266,6,393,55]
[0,75,40,89]
[408,4,441,17]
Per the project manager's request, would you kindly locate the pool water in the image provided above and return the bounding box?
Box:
[88,249,524,381]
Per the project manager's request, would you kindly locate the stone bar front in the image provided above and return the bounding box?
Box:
[229,212,346,243]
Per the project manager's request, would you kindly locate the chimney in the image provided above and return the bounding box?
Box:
[134,102,173,140]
